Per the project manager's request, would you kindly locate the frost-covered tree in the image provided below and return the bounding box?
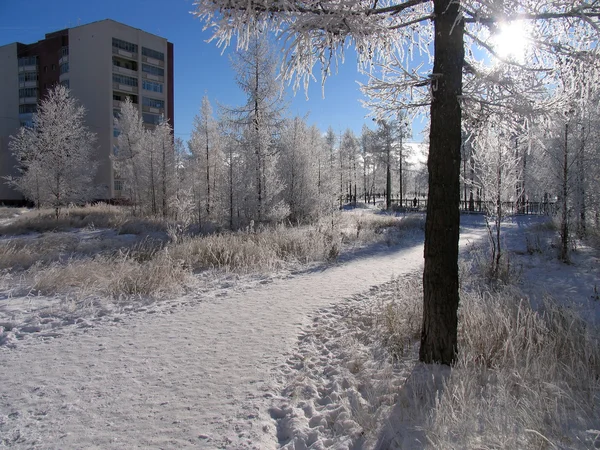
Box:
[472,123,521,277]
[279,117,315,221]
[7,85,101,218]
[189,96,225,226]
[222,32,288,224]
[339,129,360,207]
[113,97,145,214]
[152,118,176,219]
[193,0,600,364]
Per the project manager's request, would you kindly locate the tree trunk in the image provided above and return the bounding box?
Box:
[206,128,211,219]
[386,126,392,211]
[560,123,569,262]
[420,0,464,366]
[229,147,234,229]
[162,141,168,219]
[399,132,404,207]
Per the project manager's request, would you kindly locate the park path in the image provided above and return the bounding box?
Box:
[0,222,485,449]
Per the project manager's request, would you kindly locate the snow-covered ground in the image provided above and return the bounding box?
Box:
[0,213,443,448]
[1,214,597,448]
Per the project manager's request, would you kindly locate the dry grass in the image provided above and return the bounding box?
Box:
[0,204,127,235]
[0,207,423,301]
[170,225,338,273]
[425,289,600,449]
[25,249,189,299]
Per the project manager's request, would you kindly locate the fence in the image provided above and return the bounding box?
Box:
[342,193,557,216]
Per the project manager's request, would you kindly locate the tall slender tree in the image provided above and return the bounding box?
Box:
[193,0,600,365]
[7,85,101,218]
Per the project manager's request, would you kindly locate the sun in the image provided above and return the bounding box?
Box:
[492,21,530,63]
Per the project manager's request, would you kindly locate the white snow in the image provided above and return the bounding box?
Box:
[2,213,596,448]
[0,214,454,449]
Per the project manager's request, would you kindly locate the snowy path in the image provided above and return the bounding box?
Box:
[0,223,485,449]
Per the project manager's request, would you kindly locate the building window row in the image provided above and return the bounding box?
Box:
[112,37,138,54]
[113,73,138,87]
[19,87,38,98]
[18,56,38,67]
[142,47,164,61]
[142,113,161,125]
[60,62,69,74]
[19,104,37,114]
[142,97,164,109]
[113,57,137,71]
[142,63,164,77]
[113,93,138,103]
[142,80,163,94]
[18,72,38,83]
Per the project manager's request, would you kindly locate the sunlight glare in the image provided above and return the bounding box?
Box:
[492,21,529,63]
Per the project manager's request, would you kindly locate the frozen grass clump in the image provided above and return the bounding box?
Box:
[170,224,338,273]
[0,204,128,235]
[425,288,600,449]
[26,249,190,299]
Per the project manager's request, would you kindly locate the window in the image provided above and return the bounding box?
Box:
[18,72,38,83]
[60,46,69,57]
[19,87,38,98]
[142,80,162,94]
[113,57,137,71]
[18,56,37,67]
[114,180,123,191]
[19,104,37,114]
[112,38,138,53]
[142,64,164,77]
[112,73,138,87]
[142,97,164,109]
[113,93,138,103]
[142,47,164,61]
[52,64,56,71]
[60,79,70,88]
[113,128,120,137]
[20,120,34,128]
[142,113,161,125]
[59,62,69,74]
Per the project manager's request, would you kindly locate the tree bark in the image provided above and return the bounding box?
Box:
[420,0,464,366]
[560,123,569,262]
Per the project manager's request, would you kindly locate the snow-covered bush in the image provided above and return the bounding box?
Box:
[427,289,600,449]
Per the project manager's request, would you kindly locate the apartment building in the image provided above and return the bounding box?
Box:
[0,19,174,203]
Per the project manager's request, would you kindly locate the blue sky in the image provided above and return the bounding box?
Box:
[0,0,428,144]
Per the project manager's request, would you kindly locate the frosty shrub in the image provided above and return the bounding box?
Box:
[26,249,190,299]
[0,204,128,235]
[170,224,338,273]
[425,289,600,449]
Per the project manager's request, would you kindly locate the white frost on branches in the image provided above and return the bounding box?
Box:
[6,85,102,217]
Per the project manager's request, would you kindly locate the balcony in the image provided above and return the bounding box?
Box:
[142,105,164,114]
[112,46,138,60]
[19,80,37,88]
[18,65,37,73]
[113,83,138,93]
[59,73,69,83]
[19,97,37,105]
[142,55,164,67]
[142,72,164,83]
[113,65,137,77]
